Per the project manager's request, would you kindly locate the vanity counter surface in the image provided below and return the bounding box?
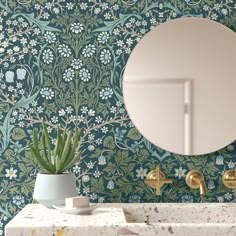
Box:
[5,203,236,236]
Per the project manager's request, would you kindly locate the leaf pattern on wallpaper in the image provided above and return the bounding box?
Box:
[0,0,236,234]
[12,13,62,33]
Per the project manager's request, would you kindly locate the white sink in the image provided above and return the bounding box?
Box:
[122,203,236,224]
[116,203,236,236]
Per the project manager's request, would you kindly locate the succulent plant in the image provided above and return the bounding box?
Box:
[30,123,81,174]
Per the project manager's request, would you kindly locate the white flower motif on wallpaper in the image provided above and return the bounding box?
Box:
[79,68,91,82]
[174,167,187,179]
[42,49,54,64]
[70,22,84,34]
[71,59,82,70]
[97,32,110,44]
[100,49,111,64]
[82,44,96,57]
[58,44,72,57]
[44,31,57,43]
[5,167,17,180]
[40,87,54,100]
[100,87,113,99]
[63,68,75,82]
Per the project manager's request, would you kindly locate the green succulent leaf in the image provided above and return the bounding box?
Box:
[54,126,62,157]
[60,150,81,173]
[55,131,72,173]
[30,124,82,174]
[30,146,53,173]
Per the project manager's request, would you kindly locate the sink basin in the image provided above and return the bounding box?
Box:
[122,203,236,224]
[118,203,236,236]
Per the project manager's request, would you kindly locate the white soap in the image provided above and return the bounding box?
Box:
[65,196,90,209]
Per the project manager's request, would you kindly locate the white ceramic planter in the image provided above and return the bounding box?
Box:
[33,173,77,208]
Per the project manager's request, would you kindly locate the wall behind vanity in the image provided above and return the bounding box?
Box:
[0,0,236,233]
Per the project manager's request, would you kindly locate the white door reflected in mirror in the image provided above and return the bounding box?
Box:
[123,17,236,155]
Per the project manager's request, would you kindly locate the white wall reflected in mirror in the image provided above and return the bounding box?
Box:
[125,79,192,155]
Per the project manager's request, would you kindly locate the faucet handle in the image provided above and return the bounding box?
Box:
[222,170,236,189]
[145,166,173,195]
[185,170,207,196]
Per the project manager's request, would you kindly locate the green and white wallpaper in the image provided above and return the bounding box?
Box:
[0,0,236,234]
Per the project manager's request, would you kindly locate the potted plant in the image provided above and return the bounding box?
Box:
[30,123,81,208]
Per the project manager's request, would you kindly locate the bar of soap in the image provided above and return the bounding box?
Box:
[65,196,90,209]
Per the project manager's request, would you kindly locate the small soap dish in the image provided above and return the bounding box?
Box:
[53,204,100,215]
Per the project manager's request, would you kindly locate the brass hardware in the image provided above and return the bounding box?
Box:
[145,166,173,195]
[185,170,207,196]
[222,170,236,189]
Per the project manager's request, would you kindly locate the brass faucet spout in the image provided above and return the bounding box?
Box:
[199,179,207,196]
[186,170,207,196]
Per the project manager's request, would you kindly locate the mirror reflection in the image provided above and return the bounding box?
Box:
[123,18,236,155]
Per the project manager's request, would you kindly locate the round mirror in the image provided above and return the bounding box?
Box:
[123,18,236,155]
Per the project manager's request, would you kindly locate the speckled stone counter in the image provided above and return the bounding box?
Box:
[5,203,236,236]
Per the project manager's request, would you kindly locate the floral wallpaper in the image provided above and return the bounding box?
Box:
[0,0,236,234]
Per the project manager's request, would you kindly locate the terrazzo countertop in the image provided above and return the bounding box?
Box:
[5,203,236,236]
